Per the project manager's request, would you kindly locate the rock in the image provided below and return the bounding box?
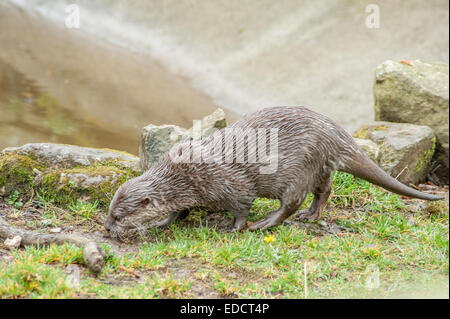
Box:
[353,122,436,184]
[4,235,22,250]
[2,143,140,171]
[139,124,190,171]
[0,143,141,208]
[139,108,227,171]
[188,108,227,138]
[354,138,381,164]
[374,60,449,183]
[49,227,62,233]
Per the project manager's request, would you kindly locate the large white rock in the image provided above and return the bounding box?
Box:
[4,236,22,250]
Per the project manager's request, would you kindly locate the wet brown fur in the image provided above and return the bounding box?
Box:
[105,106,444,237]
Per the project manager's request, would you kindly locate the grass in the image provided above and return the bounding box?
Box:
[69,200,100,221]
[0,172,448,298]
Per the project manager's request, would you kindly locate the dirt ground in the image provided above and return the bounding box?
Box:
[0,183,447,298]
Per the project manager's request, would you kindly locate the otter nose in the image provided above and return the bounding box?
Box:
[104,217,113,232]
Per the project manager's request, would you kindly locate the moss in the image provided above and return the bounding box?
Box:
[0,151,140,209]
[65,166,124,177]
[353,124,389,139]
[38,165,139,208]
[96,158,140,172]
[67,166,135,206]
[98,148,137,158]
[0,153,43,195]
[415,137,436,172]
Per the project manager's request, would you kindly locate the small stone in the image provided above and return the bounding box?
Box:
[49,227,62,233]
[4,236,22,250]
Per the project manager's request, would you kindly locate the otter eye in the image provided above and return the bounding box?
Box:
[141,197,159,207]
[112,214,122,221]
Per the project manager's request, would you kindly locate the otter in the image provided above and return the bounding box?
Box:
[105,106,444,237]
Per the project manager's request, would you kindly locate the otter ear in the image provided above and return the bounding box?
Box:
[141,197,151,206]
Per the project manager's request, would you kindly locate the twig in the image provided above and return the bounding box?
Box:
[395,166,408,180]
[118,265,140,278]
[0,216,105,275]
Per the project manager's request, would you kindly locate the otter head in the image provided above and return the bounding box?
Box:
[104,174,169,238]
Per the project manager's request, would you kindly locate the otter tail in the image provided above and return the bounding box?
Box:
[340,151,444,201]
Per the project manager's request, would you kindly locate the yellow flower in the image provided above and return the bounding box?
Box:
[264,234,277,243]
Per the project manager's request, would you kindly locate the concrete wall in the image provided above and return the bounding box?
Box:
[9,0,449,132]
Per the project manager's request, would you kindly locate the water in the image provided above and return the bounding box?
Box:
[0,58,136,153]
[1,0,448,154]
[0,2,226,154]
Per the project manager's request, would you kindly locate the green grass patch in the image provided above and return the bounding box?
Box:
[0,172,448,298]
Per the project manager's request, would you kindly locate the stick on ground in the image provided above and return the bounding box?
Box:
[0,216,105,274]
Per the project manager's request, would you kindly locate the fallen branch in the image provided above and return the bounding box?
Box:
[0,216,105,275]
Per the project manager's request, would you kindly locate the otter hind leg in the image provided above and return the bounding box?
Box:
[248,201,304,231]
[231,213,249,231]
[229,208,251,231]
[295,174,331,221]
[228,197,254,231]
[249,191,307,231]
